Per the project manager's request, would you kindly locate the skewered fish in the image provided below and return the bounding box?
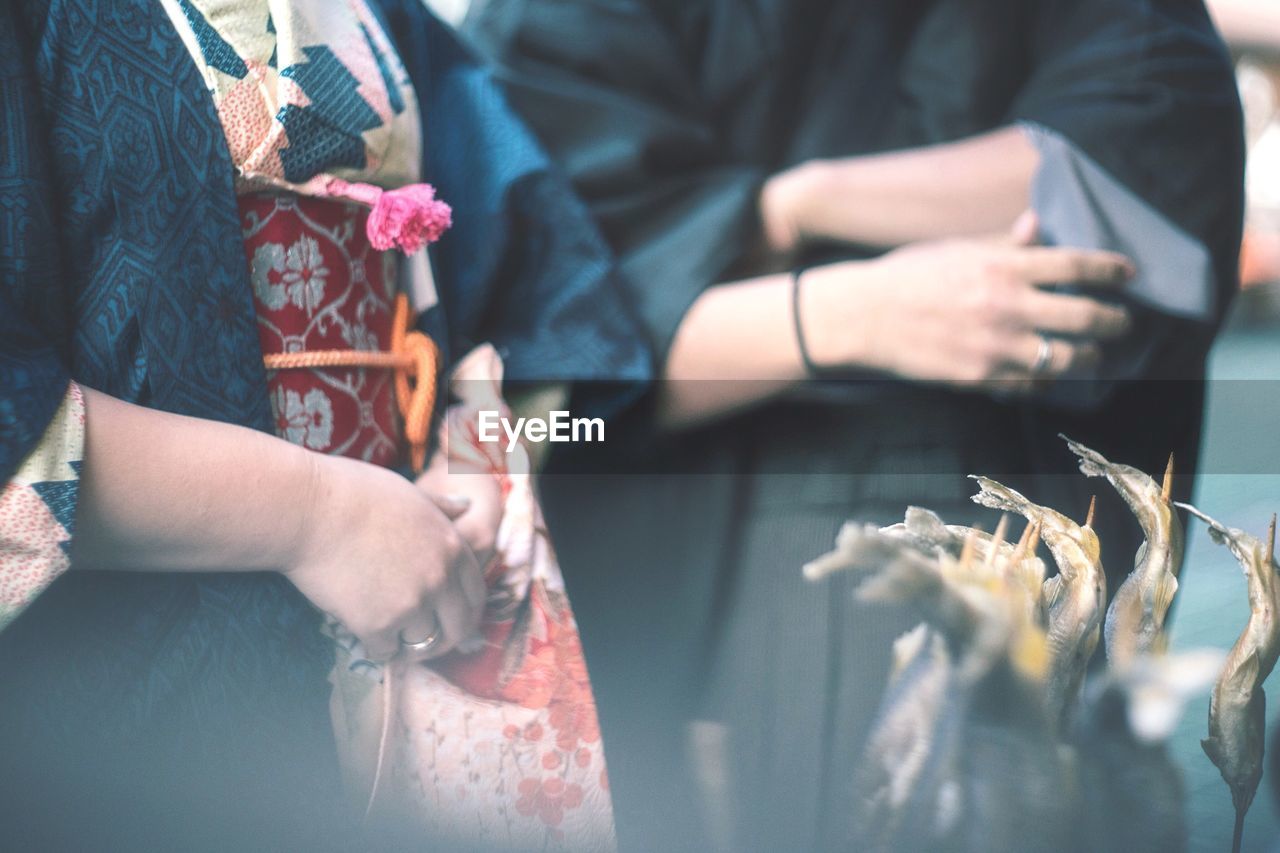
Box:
[882,507,1048,628]
[1071,648,1224,853]
[807,524,1063,852]
[1176,505,1280,853]
[810,505,1218,853]
[881,505,987,557]
[1063,437,1183,666]
[970,476,1106,729]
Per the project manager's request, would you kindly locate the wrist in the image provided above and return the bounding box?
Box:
[282,449,339,577]
[796,262,878,372]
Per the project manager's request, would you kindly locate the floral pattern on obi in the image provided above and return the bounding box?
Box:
[243,194,402,466]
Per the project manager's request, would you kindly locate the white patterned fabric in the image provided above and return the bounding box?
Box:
[158,0,423,196]
[330,347,616,852]
[0,383,85,630]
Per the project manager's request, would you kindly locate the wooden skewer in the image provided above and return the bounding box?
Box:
[1267,513,1276,568]
[986,515,1009,568]
[1011,521,1033,564]
[1084,495,1097,530]
[960,527,980,569]
[1010,518,1042,565]
[1161,453,1175,504]
[1025,519,1042,558]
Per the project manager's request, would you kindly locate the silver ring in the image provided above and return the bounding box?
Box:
[1031,335,1054,377]
[399,622,441,654]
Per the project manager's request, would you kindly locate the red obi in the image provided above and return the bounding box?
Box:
[240,194,403,468]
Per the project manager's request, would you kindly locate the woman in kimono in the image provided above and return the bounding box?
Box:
[463,1,1245,850]
[0,0,646,849]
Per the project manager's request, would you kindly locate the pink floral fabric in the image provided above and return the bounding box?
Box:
[330,347,616,852]
[0,383,85,630]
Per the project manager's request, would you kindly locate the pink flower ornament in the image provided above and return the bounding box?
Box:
[325,179,453,254]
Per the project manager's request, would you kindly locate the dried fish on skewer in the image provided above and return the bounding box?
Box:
[1071,647,1224,853]
[970,476,1106,729]
[1062,437,1183,666]
[1176,505,1280,853]
[805,523,1018,684]
[807,524,1062,852]
[812,501,1219,853]
[881,507,1047,628]
[884,506,1022,563]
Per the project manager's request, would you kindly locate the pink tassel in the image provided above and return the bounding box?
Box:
[325,179,453,254]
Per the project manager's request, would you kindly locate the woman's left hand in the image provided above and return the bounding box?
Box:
[417,450,503,569]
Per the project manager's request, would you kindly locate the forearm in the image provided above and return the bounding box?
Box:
[72,387,318,574]
[1207,0,1280,50]
[655,235,1133,428]
[657,272,810,429]
[765,127,1038,251]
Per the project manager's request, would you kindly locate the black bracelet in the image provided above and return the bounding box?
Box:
[791,266,822,378]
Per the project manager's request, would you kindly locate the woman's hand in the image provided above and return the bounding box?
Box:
[416,450,504,570]
[284,453,486,662]
[70,390,487,662]
[800,234,1135,392]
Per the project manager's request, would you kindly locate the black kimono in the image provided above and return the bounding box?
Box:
[463,1,1245,851]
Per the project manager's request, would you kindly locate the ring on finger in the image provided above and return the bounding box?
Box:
[1031,334,1054,377]
[399,619,442,654]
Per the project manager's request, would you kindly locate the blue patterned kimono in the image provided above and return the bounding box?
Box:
[0,0,649,847]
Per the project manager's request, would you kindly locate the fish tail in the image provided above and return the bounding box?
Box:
[1060,434,1109,479]
[969,475,1036,520]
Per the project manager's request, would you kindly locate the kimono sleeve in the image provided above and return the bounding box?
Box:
[1,7,84,628]
[1010,0,1244,390]
[374,0,653,420]
[463,0,766,359]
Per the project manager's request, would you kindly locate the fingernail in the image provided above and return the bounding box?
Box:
[441,494,472,512]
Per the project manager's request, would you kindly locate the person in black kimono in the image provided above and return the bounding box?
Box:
[462,1,1246,850]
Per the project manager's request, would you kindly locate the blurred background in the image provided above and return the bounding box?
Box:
[429,1,1280,848]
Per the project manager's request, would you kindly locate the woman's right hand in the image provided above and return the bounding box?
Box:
[799,233,1136,393]
[284,454,486,662]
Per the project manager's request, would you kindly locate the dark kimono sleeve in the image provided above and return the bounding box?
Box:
[0,7,84,627]
[1010,0,1244,392]
[460,0,766,359]
[372,0,652,416]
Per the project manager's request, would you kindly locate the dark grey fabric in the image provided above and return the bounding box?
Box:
[464,0,1243,369]
[544,390,1114,851]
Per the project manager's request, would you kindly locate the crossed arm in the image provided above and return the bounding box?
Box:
[659,129,1134,426]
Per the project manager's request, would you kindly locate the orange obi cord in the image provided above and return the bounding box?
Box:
[262,293,439,474]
